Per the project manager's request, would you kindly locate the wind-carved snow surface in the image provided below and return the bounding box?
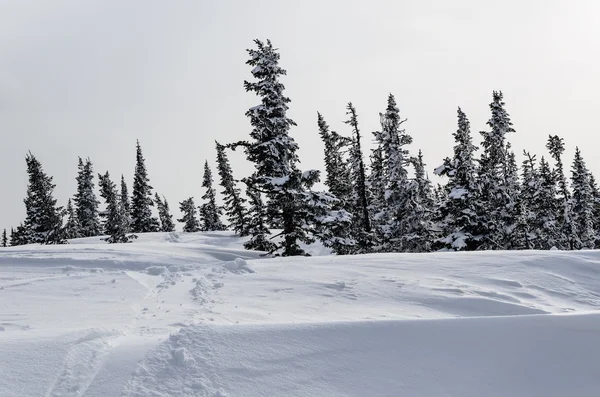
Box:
[2,232,600,396]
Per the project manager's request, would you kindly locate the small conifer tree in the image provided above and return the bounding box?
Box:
[215,142,249,235]
[199,161,226,231]
[178,197,200,233]
[74,157,101,237]
[131,141,160,233]
[22,152,66,244]
[98,171,135,243]
[155,193,176,232]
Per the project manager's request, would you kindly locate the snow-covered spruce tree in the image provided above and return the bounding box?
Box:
[345,102,372,252]
[22,152,66,244]
[406,149,436,252]
[236,39,312,256]
[373,94,419,252]
[535,157,561,249]
[314,113,356,254]
[199,161,226,231]
[569,147,595,249]
[515,151,541,249]
[434,108,481,251]
[501,146,522,249]
[98,172,134,243]
[546,135,573,249]
[477,91,516,250]
[367,143,386,228]
[74,157,101,237]
[589,174,600,248]
[120,175,131,231]
[414,150,434,207]
[215,142,249,236]
[243,182,276,252]
[131,140,159,233]
[178,197,200,233]
[1,229,7,247]
[317,112,353,208]
[155,193,176,232]
[63,198,80,239]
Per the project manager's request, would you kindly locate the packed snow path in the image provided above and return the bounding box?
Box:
[2,232,600,396]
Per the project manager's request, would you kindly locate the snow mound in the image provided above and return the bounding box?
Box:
[146,266,169,276]
[190,276,213,304]
[222,258,255,274]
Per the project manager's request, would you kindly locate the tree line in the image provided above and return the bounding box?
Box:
[4,140,225,246]
[2,39,598,256]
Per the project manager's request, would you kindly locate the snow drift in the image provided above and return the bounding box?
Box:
[123,314,600,397]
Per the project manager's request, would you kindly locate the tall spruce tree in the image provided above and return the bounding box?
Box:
[215,142,249,235]
[414,150,434,207]
[345,102,372,252]
[502,146,522,249]
[64,198,80,239]
[408,149,436,252]
[589,174,600,248]
[477,91,516,250]
[199,161,226,231]
[373,94,418,252]
[1,229,7,247]
[120,175,131,231]
[367,144,386,230]
[178,197,200,233]
[155,193,176,232]
[315,113,356,254]
[570,147,595,249]
[74,157,101,237]
[546,135,573,249]
[434,108,481,250]
[516,151,541,249]
[536,156,561,249]
[131,141,159,233]
[23,152,65,244]
[236,39,311,256]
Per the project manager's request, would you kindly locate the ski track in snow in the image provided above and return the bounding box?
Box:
[45,329,122,397]
[2,232,600,396]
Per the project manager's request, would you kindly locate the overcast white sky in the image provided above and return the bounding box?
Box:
[1,0,599,230]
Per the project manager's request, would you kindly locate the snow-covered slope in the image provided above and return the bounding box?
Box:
[2,232,600,396]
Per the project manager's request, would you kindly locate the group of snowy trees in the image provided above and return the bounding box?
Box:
[3,39,599,256]
[224,39,600,255]
[5,140,225,246]
[177,161,226,233]
[316,88,600,254]
[434,94,599,252]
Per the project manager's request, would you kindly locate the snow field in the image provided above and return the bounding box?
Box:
[1,232,600,396]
